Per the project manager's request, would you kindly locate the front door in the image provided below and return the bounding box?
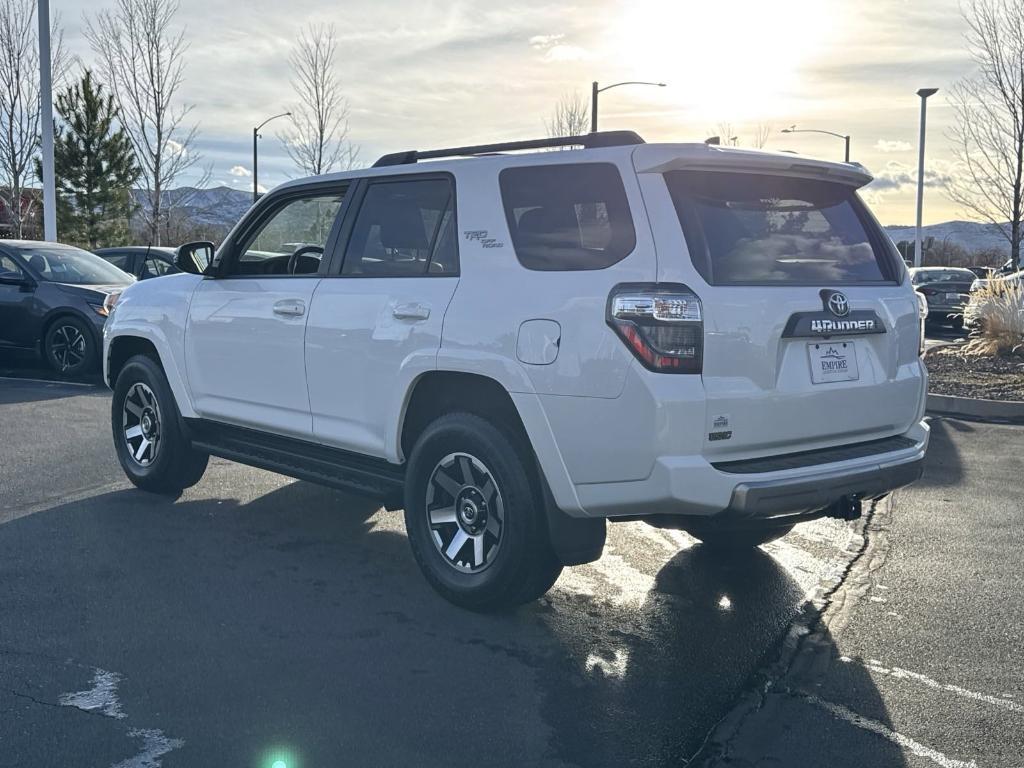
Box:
[306,174,459,459]
[185,186,348,439]
[0,252,36,348]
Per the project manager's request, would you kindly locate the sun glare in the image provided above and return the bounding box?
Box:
[613,0,834,123]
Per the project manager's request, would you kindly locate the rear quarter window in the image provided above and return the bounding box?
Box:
[666,170,897,285]
[499,162,636,271]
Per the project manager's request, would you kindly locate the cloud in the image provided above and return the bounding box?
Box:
[867,160,960,193]
[529,34,564,48]
[874,139,912,153]
[228,165,251,177]
[528,32,589,62]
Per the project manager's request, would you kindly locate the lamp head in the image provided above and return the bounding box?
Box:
[917,88,939,99]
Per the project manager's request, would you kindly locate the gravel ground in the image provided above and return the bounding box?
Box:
[925,345,1024,400]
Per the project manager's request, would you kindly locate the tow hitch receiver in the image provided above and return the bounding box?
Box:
[829,495,863,521]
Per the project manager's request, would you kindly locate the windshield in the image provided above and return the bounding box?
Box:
[20,245,134,285]
[912,269,976,284]
[665,171,897,285]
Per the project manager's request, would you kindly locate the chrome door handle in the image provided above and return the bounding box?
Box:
[273,299,305,317]
[393,303,430,321]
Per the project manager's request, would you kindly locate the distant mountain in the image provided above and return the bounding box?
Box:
[131,186,252,230]
[883,221,1009,256]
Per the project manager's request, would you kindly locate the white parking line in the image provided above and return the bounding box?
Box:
[0,375,98,388]
[845,657,1024,714]
[805,694,979,768]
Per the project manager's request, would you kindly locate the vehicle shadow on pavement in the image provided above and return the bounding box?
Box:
[0,378,104,405]
[915,417,968,489]
[0,480,903,767]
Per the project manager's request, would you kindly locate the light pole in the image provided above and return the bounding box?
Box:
[914,88,938,268]
[38,0,56,241]
[252,112,291,203]
[780,126,851,163]
[590,81,666,133]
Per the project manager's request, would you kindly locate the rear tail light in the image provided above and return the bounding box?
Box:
[607,283,703,373]
[918,287,938,296]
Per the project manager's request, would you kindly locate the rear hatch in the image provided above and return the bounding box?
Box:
[636,146,924,460]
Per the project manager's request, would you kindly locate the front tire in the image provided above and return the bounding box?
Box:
[403,413,562,611]
[112,354,208,495]
[44,316,96,375]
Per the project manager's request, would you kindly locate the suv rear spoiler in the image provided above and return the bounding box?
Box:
[633,144,873,188]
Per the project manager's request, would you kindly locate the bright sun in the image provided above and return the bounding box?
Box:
[612,0,834,123]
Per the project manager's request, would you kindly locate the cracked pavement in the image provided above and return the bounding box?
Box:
[1,373,1021,767]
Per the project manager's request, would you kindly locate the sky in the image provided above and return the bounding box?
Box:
[58,0,978,226]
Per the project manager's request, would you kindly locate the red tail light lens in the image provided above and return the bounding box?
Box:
[607,283,703,373]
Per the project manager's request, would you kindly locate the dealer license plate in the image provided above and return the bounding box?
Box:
[808,342,859,384]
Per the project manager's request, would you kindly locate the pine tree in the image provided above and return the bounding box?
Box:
[48,70,141,248]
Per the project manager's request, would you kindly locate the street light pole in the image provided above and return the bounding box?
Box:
[780,126,851,162]
[590,81,666,133]
[914,88,939,269]
[252,112,291,204]
[37,0,56,241]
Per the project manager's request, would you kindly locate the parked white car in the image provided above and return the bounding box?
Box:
[103,132,929,609]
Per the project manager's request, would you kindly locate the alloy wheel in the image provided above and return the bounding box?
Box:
[50,324,87,372]
[122,382,161,466]
[426,452,505,573]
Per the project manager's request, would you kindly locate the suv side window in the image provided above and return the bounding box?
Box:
[499,162,636,271]
[100,252,132,271]
[0,253,25,277]
[341,177,457,277]
[225,189,347,277]
[142,254,177,279]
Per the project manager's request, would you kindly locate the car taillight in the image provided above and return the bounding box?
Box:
[607,283,703,373]
[918,287,938,296]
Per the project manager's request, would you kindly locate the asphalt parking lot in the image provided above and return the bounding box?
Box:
[1,345,1021,768]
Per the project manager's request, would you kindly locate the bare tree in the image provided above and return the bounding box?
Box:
[280,23,358,176]
[545,91,590,138]
[751,122,772,149]
[0,0,68,238]
[947,0,1024,271]
[85,0,201,245]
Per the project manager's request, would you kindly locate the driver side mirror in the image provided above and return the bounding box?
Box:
[175,241,215,275]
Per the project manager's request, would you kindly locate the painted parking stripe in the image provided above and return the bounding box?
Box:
[0,375,99,388]
[844,657,1024,714]
[805,694,978,768]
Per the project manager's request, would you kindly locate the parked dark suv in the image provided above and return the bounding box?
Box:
[0,240,133,375]
[95,246,180,280]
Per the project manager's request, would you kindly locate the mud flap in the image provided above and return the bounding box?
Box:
[538,470,606,566]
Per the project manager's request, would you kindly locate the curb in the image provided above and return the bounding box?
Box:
[926,393,1024,423]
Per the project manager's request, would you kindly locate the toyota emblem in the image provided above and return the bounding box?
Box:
[826,291,851,317]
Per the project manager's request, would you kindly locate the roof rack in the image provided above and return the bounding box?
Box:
[372,130,645,168]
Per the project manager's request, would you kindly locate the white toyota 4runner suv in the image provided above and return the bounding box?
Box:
[103,131,929,610]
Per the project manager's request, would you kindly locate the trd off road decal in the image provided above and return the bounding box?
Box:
[463,230,504,249]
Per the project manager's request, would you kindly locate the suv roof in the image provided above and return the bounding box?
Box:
[272,132,875,194]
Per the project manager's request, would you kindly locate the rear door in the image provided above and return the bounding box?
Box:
[305,173,460,459]
[641,158,922,460]
[184,184,348,439]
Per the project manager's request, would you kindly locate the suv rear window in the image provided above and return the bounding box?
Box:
[666,171,896,285]
[500,163,636,271]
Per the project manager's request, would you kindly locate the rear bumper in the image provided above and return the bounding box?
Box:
[572,419,929,519]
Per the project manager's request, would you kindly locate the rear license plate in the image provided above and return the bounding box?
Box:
[945,292,961,302]
[808,342,859,384]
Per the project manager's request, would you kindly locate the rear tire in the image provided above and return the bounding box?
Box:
[111,354,208,495]
[403,412,562,611]
[680,521,794,550]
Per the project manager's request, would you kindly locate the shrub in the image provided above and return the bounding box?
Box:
[963,279,1024,356]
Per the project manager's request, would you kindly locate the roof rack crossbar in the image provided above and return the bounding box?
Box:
[372,130,645,167]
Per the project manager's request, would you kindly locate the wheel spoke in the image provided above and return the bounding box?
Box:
[125,425,143,439]
[125,400,143,417]
[473,535,484,566]
[433,468,462,499]
[458,456,474,485]
[133,438,150,462]
[429,506,457,525]
[486,516,500,539]
[480,477,495,503]
[445,529,469,560]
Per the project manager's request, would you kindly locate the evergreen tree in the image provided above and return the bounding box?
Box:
[48,70,140,247]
